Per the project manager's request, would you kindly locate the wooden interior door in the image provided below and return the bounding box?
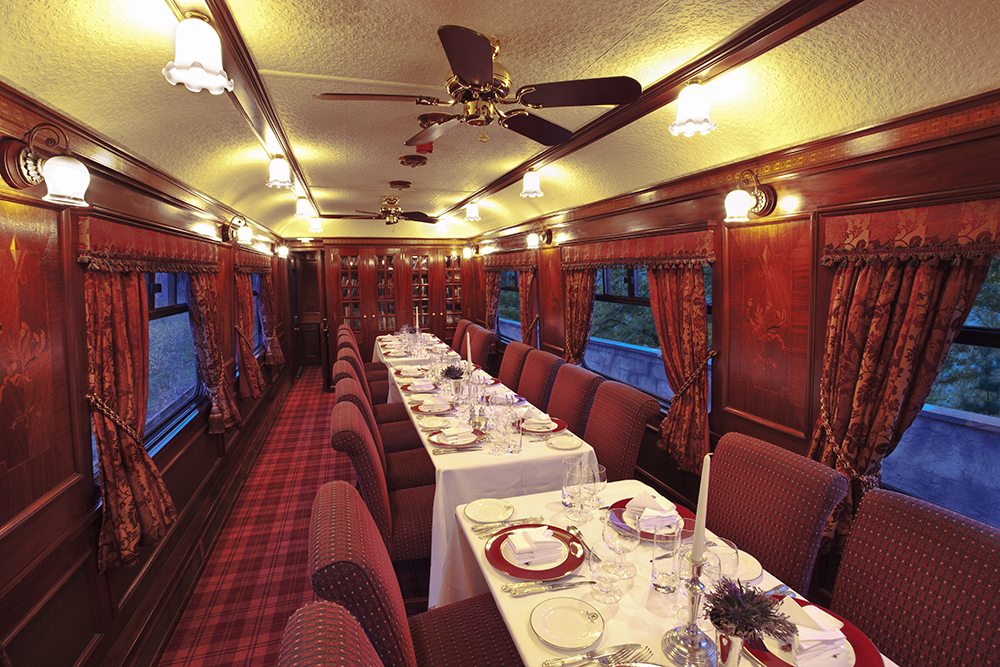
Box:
[441,251,463,344]
[365,249,400,348]
[290,249,328,378]
[410,250,431,332]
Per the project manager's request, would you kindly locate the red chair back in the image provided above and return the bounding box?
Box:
[517,349,565,411]
[582,381,659,482]
[547,364,604,435]
[278,600,384,667]
[498,341,533,390]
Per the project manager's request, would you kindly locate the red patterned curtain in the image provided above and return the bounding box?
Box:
[809,200,1000,551]
[235,273,267,399]
[187,272,242,433]
[85,271,176,572]
[519,269,538,346]
[648,264,714,474]
[259,272,285,365]
[484,270,501,332]
[563,269,596,364]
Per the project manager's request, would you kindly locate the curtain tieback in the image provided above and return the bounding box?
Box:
[819,392,881,492]
[234,325,254,349]
[87,393,144,449]
[673,349,717,399]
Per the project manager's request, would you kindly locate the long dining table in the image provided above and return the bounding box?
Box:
[373,333,599,607]
[455,479,901,667]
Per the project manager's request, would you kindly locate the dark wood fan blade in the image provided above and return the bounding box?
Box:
[314,93,453,106]
[517,77,641,108]
[500,112,573,145]
[318,213,379,220]
[438,25,495,88]
[404,116,460,146]
[401,211,438,224]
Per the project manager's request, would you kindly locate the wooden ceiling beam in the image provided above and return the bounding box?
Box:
[440,0,866,218]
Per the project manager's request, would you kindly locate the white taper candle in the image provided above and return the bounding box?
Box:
[465,330,472,366]
[690,453,711,562]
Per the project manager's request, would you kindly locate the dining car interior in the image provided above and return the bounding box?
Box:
[3,0,1000,666]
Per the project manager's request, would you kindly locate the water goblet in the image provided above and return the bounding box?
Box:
[585,464,607,510]
[588,540,622,604]
[651,521,683,594]
[708,537,739,582]
[604,508,640,579]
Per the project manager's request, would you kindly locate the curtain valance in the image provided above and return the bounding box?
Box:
[822,199,1000,266]
[235,246,273,273]
[484,249,538,271]
[560,231,715,270]
[78,216,219,273]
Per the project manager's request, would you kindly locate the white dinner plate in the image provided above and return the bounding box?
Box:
[408,393,437,404]
[737,550,763,582]
[464,498,515,523]
[529,598,604,650]
[761,632,856,667]
[417,416,450,430]
[546,434,581,450]
[429,430,478,447]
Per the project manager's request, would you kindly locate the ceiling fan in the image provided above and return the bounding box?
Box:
[321,196,438,225]
[315,25,641,146]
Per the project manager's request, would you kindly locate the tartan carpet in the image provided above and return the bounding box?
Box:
[157,367,354,667]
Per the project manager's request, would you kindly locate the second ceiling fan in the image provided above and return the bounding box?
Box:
[316,25,642,146]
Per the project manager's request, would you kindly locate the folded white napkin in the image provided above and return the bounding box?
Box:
[382,340,404,348]
[472,369,493,384]
[407,379,436,391]
[440,424,475,444]
[397,367,423,377]
[420,396,451,410]
[779,597,850,667]
[434,342,450,350]
[623,491,681,531]
[507,527,563,565]
[519,408,555,429]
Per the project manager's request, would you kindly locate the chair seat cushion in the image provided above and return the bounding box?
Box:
[374,401,410,424]
[409,593,523,667]
[387,447,436,491]
[389,484,435,561]
[365,360,389,375]
[369,379,390,405]
[379,420,423,453]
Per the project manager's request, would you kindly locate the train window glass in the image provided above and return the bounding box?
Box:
[497,270,521,342]
[251,273,264,353]
[145,272,201,439]
[882,256,1000,528]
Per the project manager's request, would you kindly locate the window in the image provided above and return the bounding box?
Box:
[584,265,712,403]
[497,270,521,342]
[146,272,201,438]
[251,273,264,353]
[882,256,1000,527]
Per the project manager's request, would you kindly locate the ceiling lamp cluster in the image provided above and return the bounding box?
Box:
[162,13,233,95]
[725,169,776,222]
[1,122,91,207]
[670,82,716,137]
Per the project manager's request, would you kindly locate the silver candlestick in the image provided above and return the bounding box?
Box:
[661,552,717,666]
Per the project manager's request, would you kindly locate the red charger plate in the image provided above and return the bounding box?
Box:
[608,497,696,541]
[520,417,569,434]
[485,524,585,581]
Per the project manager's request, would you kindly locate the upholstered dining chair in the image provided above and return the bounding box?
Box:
[705,432,849,595]
[278,600,383,667]
[331,359,408,424]
[498,340,533,390]
[337,327,388,379]
[546,363,604,435]
[459,322,481,360]
[338,347,390,405]
[335,377,434,490]
[469,325,497,368]
[451,318,472,353]
[309,480,523,667]
[517,349,565,411]
[327,401,434,563]
[831,489,1000,667]
[582,380,660,482]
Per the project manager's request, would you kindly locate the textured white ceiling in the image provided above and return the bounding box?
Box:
[1,0,999,241]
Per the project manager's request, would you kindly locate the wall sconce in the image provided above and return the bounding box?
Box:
[526,224,553,248]
[308,218,323,234]
[1,123,91,207]
[226,216,253,244]
[554,232,569,245]
[724,169,777,222]
[295,196,315,218]
[162,13,234,95]
[669,82,716,137]
[266,156,293,188]
[462,247,473,259]
[465,203,481,221]
[520,169,543,198]
[276,246,289,258]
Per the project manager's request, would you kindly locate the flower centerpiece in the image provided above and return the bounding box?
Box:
[441,363,465,380]
[704,578,797,667]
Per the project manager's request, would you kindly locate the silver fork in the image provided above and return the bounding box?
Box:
[603,646,653,665]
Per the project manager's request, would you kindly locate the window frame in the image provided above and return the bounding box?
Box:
[496,269,521,343]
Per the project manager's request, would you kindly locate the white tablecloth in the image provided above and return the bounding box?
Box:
[456,480,899,667]
[374,335,598,607]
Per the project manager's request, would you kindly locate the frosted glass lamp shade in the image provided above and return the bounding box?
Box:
[236,224,253,244]
[276,246,289,258]
[308,218,323,233]
[724,188,755,222]
[669,83,716,137]
[162,17,234,95]
[462,247,473,258]
[520,170,543,198]
[295,197,315,218]
[40,155,90,207]
[526,232,540,248]
[465,203,480,221]
[266,156,293,188]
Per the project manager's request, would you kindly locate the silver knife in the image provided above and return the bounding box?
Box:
[509,580,596,597]
[540,643,641,667]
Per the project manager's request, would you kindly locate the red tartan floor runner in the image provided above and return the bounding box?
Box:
[156,367,354,667]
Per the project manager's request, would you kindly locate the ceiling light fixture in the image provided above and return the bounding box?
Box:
[520,169,543,198]
[162,13,234,95]
[669,82,716,137]
[266,156,293,188]
[308,218,323,234]
[0,123,91,207]
[465,203,481,221]
[295,196,315,218]
[724,169,777,222]
[276,246,289,258]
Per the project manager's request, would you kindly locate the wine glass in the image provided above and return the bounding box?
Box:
[562,457,593,522]
[588,540,622,604]
[604,508,640,579]
[585,464,607,510]
[709,537,739,582]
